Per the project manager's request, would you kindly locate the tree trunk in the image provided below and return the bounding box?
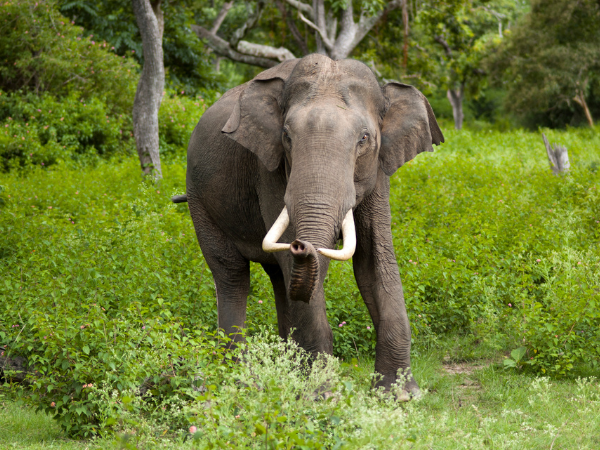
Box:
[573,89,594,128]
[313,0,327,54]
[132,0,165,180]
[542,133,570,175]
[402,0,409,68]
[447,86,464,130]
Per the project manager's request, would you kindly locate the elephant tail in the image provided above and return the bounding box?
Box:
[171,194,188,203]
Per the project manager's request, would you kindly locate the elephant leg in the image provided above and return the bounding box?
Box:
[188,199,249,343]
[352,173,419,396]
[261,263,291,340]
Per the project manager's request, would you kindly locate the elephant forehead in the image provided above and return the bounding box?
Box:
[284,56,384,112]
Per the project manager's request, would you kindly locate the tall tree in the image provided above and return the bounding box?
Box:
[192,0,405,68]
[488,0,600,128]
[131,0,165,179]
[414,0,524,130]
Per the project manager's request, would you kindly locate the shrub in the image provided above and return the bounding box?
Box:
[1,127,600,438]
[0,0,138,112]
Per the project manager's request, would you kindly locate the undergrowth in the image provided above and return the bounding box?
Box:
[1,127,600,439]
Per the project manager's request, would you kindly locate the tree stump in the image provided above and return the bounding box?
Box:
[542,133,570,175]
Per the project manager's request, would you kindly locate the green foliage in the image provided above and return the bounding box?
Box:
[0,0,138,112]
[57,0,226,97]
[1,123,600,437]
[0,90,205,171]
[488,0,600,127]
[391,128,600,374]
[0,91,133,171]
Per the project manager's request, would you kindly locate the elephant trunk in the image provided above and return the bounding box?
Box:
[287,239,320,303]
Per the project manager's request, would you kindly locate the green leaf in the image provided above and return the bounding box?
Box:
[511,347,527,362]
[503,358,516,368]
[255,423,266,435]
[82,345,90,355]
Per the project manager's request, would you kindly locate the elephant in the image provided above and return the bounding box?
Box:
[172,54,444,397]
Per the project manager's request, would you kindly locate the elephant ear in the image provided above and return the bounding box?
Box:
[379,82,444,176]
[222,59,299,171]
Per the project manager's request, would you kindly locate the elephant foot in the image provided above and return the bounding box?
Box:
[374,369,421,401]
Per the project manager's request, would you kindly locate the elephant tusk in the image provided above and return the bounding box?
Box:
[317,209,356,261]
[262,207,291,253]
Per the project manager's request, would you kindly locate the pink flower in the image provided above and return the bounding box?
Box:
[508,303,512,307]
[536,259,541,262]
[258,300,263,304]
[338,324,343,327]
[342,321,346,325]
[408,260,412,262]
[189,426,197,434]
[367,326,371,329]
[48,206,52,209]
[577,262,582,265]
[80,325,85,329]
[60,117,64,121]
[235,414,240,419]
[51,402,55,407]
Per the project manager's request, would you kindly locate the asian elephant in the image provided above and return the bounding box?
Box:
[173,54,444,397]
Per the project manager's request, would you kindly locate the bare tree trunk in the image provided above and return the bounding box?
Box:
[402,0,409,68]
[313,0,326,54]
[542,133,570,175]
[132,0,165,180]
[447,86,464,130]
[573,89,594,128]
[211,1,234,34]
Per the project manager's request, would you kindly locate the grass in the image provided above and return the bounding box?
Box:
[1,126,599,447]
[2,338,600,449]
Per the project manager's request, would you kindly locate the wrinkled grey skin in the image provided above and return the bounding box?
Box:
[182,54,444,395]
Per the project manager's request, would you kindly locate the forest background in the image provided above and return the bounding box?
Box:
[1,0,600,448]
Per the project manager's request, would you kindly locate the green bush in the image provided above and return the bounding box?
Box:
[0,89,207,171]
[0,91,132,170]
[0,0,138,111]
[1,128,600,438]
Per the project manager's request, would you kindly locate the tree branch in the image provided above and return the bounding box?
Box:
[192,24,278,68]
[434,35,452,58]
[355,0,401,42]
[275,0,309,55]
[210,1,234,34]
[332,0,401,60]
[298,11,334,51]
[229,1,265,48]
[237,40,295,61]
[283,0,313,16]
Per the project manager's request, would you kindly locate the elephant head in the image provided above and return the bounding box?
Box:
[223,54,443,304]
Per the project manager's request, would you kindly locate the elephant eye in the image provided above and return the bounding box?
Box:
[359,133,369,144]
[282,129,291,144]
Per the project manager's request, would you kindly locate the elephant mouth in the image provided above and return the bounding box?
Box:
[287,239,319,303]
[262,207,356,261]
